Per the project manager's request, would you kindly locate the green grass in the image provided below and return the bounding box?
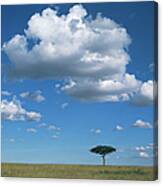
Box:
[1,163,157,181]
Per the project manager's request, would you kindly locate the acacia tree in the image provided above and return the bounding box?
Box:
[90,145,116,166]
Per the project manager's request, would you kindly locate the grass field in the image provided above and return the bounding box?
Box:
[1,163,157,181]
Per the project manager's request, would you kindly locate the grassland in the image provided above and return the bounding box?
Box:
[1,163,157,181]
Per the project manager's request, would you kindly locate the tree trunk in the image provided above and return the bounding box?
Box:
[102,155,106,166]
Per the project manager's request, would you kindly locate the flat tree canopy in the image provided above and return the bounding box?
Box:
[90,145,116,155]
[90,145,116,166]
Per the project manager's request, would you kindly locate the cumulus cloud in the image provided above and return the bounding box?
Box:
[135,143,156,153]
[90,128,101,134]
[2,90,12,96]
[55,84,61,88]
[135,146,146,152]
[20,90,45,102]
[1,96,42,121]
[47,124,61,139]
[114,125,124,131]
[139,151,150,159]
[27,128,37,133]
[132,81,156,106]
[48,124,61,131]
[61,102,69,109]
[135,145,152,159]
[26,111,42,121]
[38,123,47,128]
[37,123,61,139]
[132,119,152,129]
[9,138,15,143]
[61,74,142,102]
[3,5,154,104]
[3,6,130,80]
[51,135,58,139]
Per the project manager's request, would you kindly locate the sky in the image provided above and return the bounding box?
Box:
[1,1,157,166]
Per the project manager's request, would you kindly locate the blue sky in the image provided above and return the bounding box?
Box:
[1,2,157,166]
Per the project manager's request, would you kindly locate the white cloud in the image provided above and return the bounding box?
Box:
[3,5,154,105]
[9,138,15,143]
[139,151,149,159]
[61,74,141,102]
[48,124,61,131]
[90,128,101,134]
[51,135,58,139]
[1,96,42,121]
[48,124,61,139]
[132,81,156,106]
[38,123,47,128]
[55,84,61,88]
[20,90,45,102]
[27,128,37,133]
[26,111,42,121]
[146,143,154,149]
[135,145,151,159]
[61,102,69,109]
[132,119,152,129]
[2,91,12,96]
[135,143,156,154]
[115,125,124,131]
[37,123,62,140]
[135,146,146,152]
[3,6,131,80]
